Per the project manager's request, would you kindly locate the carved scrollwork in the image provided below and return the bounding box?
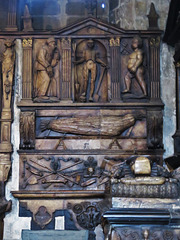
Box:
[109,37,120,47]
[163,230,174,240]
[150,36,160,48]
[68,200,110,240]
[22,38,32,48]
[61,38,71,49]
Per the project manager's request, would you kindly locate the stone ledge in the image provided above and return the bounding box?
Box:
[11,190,106,199]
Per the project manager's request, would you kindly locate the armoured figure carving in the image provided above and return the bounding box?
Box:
[74,39,107,102]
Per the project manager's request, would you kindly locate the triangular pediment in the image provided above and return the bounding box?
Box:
[55,17,126,36]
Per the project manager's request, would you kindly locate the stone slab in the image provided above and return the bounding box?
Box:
[22,230,89,240]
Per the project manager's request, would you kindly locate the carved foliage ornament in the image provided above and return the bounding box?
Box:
[150,36,160,48]
[109,38,120,47]
[22,38,32,48]
[68,200,110,240]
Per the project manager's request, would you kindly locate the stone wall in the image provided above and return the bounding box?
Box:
[3,0,176,239]
[18,0,109,30]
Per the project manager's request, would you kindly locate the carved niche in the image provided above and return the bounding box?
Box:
[73,39,109,102]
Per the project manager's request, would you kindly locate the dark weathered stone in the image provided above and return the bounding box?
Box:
[110,0,119,11]
[67,17,85,26]
[29,0,60,15]
[66,2,85,16]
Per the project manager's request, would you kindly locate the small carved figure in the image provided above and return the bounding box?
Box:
[74,39,107,102]
[122,36,147,96]
[34,38,60,102]
[2,39,15,109]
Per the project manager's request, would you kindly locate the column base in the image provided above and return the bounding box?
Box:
[0,143,12,153]
[4,26,18,31]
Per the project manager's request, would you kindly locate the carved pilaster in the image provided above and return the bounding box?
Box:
[0,38,15,240]
[0,39,15,152]
[109,37,121,101]
[22,38,33,100]
[149,36,161,100]
[61,38,72,100]
[5,0,18,31]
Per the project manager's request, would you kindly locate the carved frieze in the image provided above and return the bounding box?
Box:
[19,155,111,191]
[107,228,178,240]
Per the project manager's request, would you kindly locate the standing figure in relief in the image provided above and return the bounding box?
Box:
[122,36,147,96]
[74,39,107,102]
[2,39,15,109]
[34,37,60,101]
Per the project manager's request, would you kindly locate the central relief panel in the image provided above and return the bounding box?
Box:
[14,18,163,237]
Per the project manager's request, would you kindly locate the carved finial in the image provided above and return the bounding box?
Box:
[22,4,33,31]
[24,4,31,17]
[85,0,97,16]
[147,3,159,30]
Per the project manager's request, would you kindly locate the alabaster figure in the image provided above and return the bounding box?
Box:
[122,36,147,96]
[34,37,60,102]
[74,39,107,102]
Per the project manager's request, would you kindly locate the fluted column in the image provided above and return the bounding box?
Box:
[61,38,72,100]
[109,37,121,101]
[5,0,18,31]
[22,38,33,100]
[149,36,161,100]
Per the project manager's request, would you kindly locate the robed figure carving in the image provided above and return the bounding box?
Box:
[74,39,108,102]
[34,38,60,102]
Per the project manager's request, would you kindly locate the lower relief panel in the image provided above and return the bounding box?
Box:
[19,154,126,191]
[35,109,147,151]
